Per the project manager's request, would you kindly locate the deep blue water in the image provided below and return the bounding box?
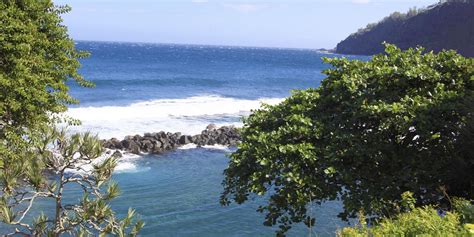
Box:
[70,41,331,106]
[2,41,366,236]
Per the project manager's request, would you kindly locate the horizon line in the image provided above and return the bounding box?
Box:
[74,39,336,52]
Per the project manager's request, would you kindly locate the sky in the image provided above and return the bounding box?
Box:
[55,0,439,49]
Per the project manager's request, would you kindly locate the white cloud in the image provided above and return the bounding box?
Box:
[223,3,267,13]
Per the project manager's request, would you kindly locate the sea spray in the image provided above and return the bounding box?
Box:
[67,95,282,139]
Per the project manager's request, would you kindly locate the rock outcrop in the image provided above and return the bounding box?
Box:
[102,125,240,155]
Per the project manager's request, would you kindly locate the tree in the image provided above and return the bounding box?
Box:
[1,127,144,236]
[221,44,474,235]
[0,1,143,235]
[0,0,90,187]
[0,0,91,134]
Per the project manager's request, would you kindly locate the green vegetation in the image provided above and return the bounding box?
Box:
[0,1,142,235]
[0,0,89,190]
[1,127,144,236]
[354,7,421,36]
[221,44,474,235]
[0,0,91,134]
[338,193,474,236]
[338,206,471,236]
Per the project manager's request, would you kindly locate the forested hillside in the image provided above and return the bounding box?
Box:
[336,0,474,57]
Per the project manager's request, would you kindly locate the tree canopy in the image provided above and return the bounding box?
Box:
[0,1,143,235]
[0,0,91,132]
[221,44,474,235]
[0,0,91,192]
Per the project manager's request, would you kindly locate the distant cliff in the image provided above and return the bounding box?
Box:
[335,0,474,57]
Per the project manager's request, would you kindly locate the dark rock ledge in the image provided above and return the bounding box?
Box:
[101,124,241,156]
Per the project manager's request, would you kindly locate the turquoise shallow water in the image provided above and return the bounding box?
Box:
[111,148,346,236]
[1,42,366,236]
[0,148,347,236]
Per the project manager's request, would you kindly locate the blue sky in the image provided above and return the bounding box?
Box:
[55,0,438,49]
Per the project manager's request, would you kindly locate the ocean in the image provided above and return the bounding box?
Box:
[3,41,364,236]
[67,41,333,138]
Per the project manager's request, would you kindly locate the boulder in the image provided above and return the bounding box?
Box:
[111,138,123,149]
[144,132,154,138]
[192,135,202,144]
[152,146,163,154]
[216,134,227,144]
[103,140,115,149]
[141,139,154,153]
[179,135,192,145]
[207,138,216,146]
[112,150,123,158]
[133,134,142,141]
[122,139,140,154]
[206,124,217,130]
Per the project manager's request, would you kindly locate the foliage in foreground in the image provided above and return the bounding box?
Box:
[0,0,90,192]
[221,44,474,235]
[0,127,143,236]
[338,193,474,236]
[0,1,143,235]
[0,0,91,136]
[338,206,471,236]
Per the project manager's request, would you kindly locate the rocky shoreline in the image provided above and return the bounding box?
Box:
[101,124,241,156]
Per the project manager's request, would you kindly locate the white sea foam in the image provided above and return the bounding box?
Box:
[177,143,233,151]
[114,153,145,173]
[178,144,198,150]
[66,95,282,139]
[201,144,232,151]
[114,160,137,173]
[65,150,145,175]
[63,95,279,174]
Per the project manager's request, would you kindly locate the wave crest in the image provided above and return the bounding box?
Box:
[66,95,282,139]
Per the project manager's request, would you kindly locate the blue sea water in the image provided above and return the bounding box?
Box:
[65,41,346,139]
[2,41,365,236]
[70,41,329,106]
